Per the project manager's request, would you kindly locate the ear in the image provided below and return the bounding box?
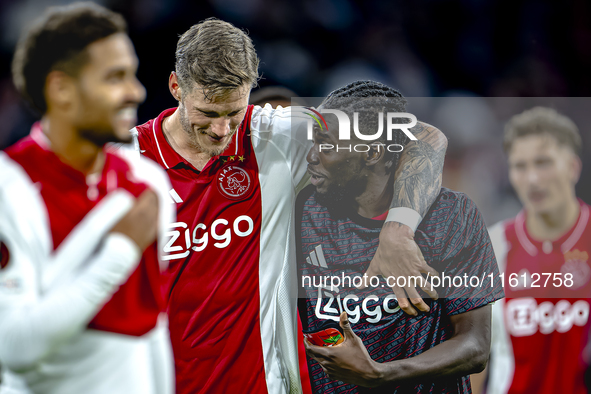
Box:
[365,143,385,166]
[571,154,582,184]
[45,70,76,110]
[169,71,182,102]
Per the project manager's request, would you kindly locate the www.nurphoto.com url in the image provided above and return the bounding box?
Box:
[302,272,575,291]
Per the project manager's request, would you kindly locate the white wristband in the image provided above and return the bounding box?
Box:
[385,207,422,232]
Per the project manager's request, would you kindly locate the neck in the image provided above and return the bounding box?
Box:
[42,115,104,175]
[526,197,580,241]
[356,170,393,219]
[163,109,211,171]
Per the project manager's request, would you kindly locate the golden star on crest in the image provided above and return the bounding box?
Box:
[221,159,227,164]
[229,156,235,161]
[238,156,245,162]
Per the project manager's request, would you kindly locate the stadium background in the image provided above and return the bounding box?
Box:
[0,0,589,224]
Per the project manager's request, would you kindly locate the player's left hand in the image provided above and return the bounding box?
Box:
[304,312,383,388]
[358,222,439,316]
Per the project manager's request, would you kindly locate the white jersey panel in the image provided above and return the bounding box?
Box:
[15,326,168,394]
[250,104,310,394]
[0,152,51,305]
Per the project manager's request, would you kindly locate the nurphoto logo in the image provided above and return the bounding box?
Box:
[304,107,417,153]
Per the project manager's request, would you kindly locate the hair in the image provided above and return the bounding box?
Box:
[11,2,126,114]
[503,107,582,156]
[320,80,409,169]
[175,18,260,100]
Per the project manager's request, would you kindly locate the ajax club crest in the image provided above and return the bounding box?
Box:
[561,250,590,290]
[218,165,252,200]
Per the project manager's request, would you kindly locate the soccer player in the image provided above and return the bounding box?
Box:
[299,82,504,393]
[134,19,448,394]
[481,107,590,394]
[0,3,174,393]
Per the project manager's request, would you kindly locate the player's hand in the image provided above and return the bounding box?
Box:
[359,222,438,316]
[304,312,383,388]
[111,189,159,252]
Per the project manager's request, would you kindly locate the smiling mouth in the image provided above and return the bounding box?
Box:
[198,129,224,143]
[115,107,138,124]
[528,190,547,203]
[198,126,238,144]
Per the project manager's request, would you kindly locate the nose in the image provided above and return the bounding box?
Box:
[210,117,232,138]
[306,145,319,164]
[125,75,146,105]
[525,167,540,185]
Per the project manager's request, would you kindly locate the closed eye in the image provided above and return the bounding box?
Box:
[199,110,219,118]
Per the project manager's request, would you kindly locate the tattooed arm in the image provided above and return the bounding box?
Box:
[391,121,447,214]
[361,121,447,316]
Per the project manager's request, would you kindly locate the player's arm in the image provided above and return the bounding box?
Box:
[305,306,490,388]
[0,191,158,371]
[365,121,448,316]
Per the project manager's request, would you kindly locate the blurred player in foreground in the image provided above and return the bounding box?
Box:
[134,19,447,393]
[478,107,590,394]
[299,81,504,393]
[0,3,174,393]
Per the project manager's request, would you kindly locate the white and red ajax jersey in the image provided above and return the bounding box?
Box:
[134,104,310,394]
[487,201,591,394]
[0,124,174,394]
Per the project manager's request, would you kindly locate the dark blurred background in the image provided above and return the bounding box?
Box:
[0,0,590,223]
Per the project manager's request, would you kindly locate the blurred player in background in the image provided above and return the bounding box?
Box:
[0,3,174,393]
[134,18,448,393]
[478,107,590,394]
[299,81,503,393]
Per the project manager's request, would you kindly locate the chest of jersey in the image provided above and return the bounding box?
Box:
[162,151,262,301]
[503,221,591,339]
[500,217,591,394]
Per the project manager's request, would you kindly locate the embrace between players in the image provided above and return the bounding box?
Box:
[1,2,579,394]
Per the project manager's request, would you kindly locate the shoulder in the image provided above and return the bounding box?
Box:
[134,116,155,139]
[132,119,155,158]
[422,188,478,227]
[296,184,316,211]
[419,189,491,259]
[0,151,38,201]
[3,135,42,169]
[249,104,310,139]
[0,152,52,262]
[488,219,513,246]
[0,150,47,215]
[488,218,516,273]
[132,108,176,161]
[111,148,171,195]
[249,104,289,137]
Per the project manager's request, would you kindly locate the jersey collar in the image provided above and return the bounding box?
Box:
[30,122,51,150]
[152,106,252,170]
[516,199,589,256]
[152,107,185,170]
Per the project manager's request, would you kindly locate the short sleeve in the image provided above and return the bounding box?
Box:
[432,193,505,316]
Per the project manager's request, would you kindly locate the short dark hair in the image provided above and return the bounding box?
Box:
[12,2,126,114]
[321,80,408,169]
[175,18,260,100]
[503,107,582,156]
